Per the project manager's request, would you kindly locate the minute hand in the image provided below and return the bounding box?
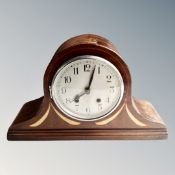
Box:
[86,65,96,90]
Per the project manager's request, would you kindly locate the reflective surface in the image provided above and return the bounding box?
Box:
[51,55,124,120]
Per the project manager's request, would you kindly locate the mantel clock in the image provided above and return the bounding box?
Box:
[7,34,168,140]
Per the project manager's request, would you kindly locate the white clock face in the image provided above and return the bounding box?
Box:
[51,55,124,121]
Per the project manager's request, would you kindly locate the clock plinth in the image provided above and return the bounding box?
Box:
[7,34,167,140]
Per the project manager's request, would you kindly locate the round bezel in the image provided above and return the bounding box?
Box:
[50,55,124,121]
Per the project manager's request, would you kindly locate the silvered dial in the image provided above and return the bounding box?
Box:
[51,55,124,121]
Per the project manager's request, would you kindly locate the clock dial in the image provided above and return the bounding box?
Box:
[51,55,124,120]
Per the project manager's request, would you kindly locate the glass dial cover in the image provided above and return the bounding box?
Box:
[51,55,124,121]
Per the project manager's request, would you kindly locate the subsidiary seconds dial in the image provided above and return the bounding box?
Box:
[51,55,124,121]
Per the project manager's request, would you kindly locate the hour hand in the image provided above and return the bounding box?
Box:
[74,90,89,103]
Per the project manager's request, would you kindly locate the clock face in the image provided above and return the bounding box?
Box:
[51,55,124,121]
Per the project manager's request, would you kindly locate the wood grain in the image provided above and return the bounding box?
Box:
[7,34,167,140]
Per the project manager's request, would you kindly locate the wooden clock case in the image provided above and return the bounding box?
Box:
[7,34,167,140]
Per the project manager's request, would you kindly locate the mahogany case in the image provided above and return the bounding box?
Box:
[7,34,168,140]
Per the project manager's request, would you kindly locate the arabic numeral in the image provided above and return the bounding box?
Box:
[85,107,90,113]
[64,76,71,83]
[106,75,112,82]
[61,87,67,94]
[84,64,91,72]
[98,104,103,110]
[73,67,79,75]
[98,66,100,74]
[109,86,115,93]
[65,98,73,103]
